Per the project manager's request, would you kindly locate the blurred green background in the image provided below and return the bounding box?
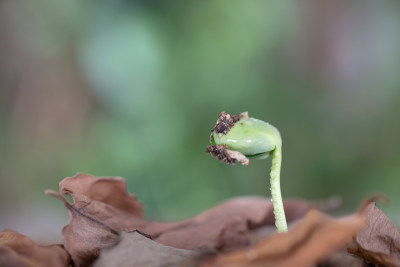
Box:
[1,1,399,242]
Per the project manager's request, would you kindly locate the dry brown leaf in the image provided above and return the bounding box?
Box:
[155,197,270,251]
[201,209,365,267]
[0,229,70,267]
[45,190,120,267]
[60,172,143,217]
[55,173,180,236]
[94,230,208,267]
[46,173,183,266]
[47,173,318,266]
[154,197,318,251]
[348,202,400,267]
[318,249,371,267]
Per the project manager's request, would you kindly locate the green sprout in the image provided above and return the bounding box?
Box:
[206,111,288,233]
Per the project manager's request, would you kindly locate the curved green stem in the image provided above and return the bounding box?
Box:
[270,145,288,233]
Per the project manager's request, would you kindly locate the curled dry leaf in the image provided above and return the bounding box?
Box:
[60,172,143,217]
[348,202,400,267]
[201,209,365,267]
[0,229,70,267]
[94,230,210,267]
[47,173,319,266]
[46,173,184,266]
[45,190,120,267]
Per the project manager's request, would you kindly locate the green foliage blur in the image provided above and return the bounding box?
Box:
[0,1,399,238]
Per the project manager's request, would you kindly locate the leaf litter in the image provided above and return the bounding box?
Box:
[201,209,365,267]
[348,201,400,267]
[93,230,211,267]
[1,172,399,266]
[45,173,323,266]
[0,229,70,267]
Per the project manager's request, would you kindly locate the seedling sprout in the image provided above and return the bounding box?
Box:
[206,111,288,233]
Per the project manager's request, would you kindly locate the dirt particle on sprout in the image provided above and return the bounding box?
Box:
[209,111,249,143]
[206,145,249,166]
[213,112,240,135]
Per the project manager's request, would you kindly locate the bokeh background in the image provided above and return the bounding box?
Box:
[1,1,399,242]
